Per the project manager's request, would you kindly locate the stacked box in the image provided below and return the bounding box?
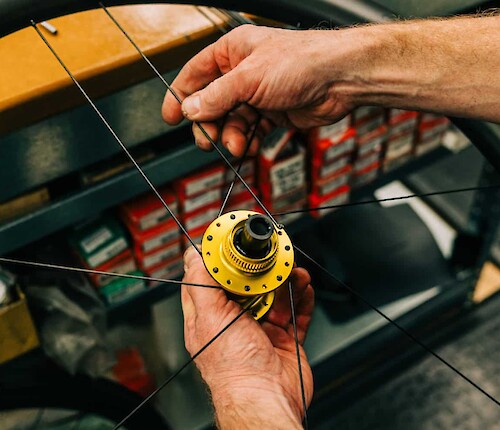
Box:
[68,215,146,304]
[352,107,386,135]
[224,158,258,213]
[383,109,419,172]
[120,187,182,283]
[259,128,308,224]
[175,164,225,247]
[415,114,450,156]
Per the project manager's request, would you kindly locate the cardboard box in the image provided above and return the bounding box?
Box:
[354,111,386,135]
[312,155,351,181]
[354,150,381,173]
[136,240,182,271]
[87,249,137,287]
[0,187,50,224]
[127,219,180,254]
[308,185,350,218]
[308,116,351,142]
[181,187,222,214]
[357,125,388,158]
[415,134,443,156]
[174,164,225,198]
[312,166,352,197]
[385,131,415,161]
[146,256,184,286]
[120,188,177,231]
[309,127,356,164]
[387,110,419,136]
[69,216,129,269]
[183,202,221,233]
[99,271,147,305]
[352,162,380,187]
[0,286,40,364]
[383,152,413,173]
[225,159,255,184]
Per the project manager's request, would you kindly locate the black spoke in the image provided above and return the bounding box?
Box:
[31,21,200,255]
[98,2,278,226]
[113,295,260,429]
[195,6,229,34]
[273,184,500,216]
[288,280,309,430]
[294,244,500,407]
[219,114,262,216]
[0,257,220,289]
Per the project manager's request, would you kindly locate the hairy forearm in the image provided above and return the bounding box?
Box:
[334,15,500,122]
[210,385,302,429]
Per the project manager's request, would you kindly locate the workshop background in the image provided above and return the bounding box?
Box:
[0,0,499,429]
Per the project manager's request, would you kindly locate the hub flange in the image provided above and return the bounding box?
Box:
[201,210,294,319]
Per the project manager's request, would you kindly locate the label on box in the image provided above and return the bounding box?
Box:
[383,152,412,173]
[91,253,137,287]
[183,188,221,213]
[415,134,442,156]
[81,227,113,254]
[269,171,306,199]
[386,133,414,160]
[319,174,349,196]
[269,152,305,184]
[352,165,379,187]
[141,227,180,253]
[316,156,350,179]
[184,205,220,232]
[261,128,295,162]
[87,238,128,269]
[356,114,385,135]
[140,242,181,269]
[354,151,380,173]
[138,204,177,231]
[100,273,146,305]
[225,159,255,183]
[178,166,225,197]
[317,116,350,139]
[323,136,355,162]
[265,186,307,212]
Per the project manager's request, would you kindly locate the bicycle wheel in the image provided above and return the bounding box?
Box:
[0,1,499,429]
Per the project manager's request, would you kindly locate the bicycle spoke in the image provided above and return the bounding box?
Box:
[273,184,500,216]
[99,3,278,226]
[288,280,309,430]
[31,21,200,255]
[219,114,262,216]
[114,295,260,429]
[293,245,500,407]
[195,6,230,34]
[0,257,219,289]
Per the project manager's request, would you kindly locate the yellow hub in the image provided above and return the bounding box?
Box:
[202,210,294,319]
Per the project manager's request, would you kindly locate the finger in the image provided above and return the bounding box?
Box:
[221,112,251,157]
[265,267,311,329]
[181,59,257,123]
[182,246,227,312]
[192,121,219,151]
[181,284,195,320]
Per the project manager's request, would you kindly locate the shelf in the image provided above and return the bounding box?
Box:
[0,142,223,255]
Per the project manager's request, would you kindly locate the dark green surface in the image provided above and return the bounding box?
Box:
[0,69,184,202]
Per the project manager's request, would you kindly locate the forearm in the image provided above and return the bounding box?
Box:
[333,15,500,122]
[210,384,302,430]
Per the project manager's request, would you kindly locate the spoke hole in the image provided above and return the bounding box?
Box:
[206,251,211,256]
[230,214,236,220]
[244,285,251,291]
[262,284,267,289]
[207,235,213,241]
[226,280,231,285]
[213,267,219,273]
[216,223,221,227]
[285,245,290,251]
[277,275,283,281]
[278,231,283,235]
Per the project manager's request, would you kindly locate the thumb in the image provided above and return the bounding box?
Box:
[181,67,251,122]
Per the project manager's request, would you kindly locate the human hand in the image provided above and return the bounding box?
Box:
[163,25,357,157]
[181,246,314,429]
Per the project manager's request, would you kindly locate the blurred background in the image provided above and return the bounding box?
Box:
[0,1,498,429]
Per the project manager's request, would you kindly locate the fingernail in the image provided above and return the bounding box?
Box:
[182,95,200,119]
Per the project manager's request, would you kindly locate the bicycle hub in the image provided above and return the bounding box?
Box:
[201,210,294,319]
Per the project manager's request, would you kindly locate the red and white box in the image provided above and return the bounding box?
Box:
[136,240,181,271]
[183,202,221,234]
[353,108,386,135]
[225,158,255,184]
[311,165,352,197]
[353,150,381,174]
[385,131,415,161]
[225,186,259,212]
[309,127,356,165]
[262,186,307,214]
[174,164,225,198]
[127,219,180,254]
[308,185,350,218]
[86,249,137,287]
[120,188,177,231]
[356,125,388,158]
[312,155,351,181]
[145,256,184,285]
[308,116,351,142]
[387,110,419,137]
[352,162,380,187]
[181,187,222,214]
[182,225,206,249]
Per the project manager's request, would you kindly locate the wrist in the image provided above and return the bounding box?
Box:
[209,379,303,430]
